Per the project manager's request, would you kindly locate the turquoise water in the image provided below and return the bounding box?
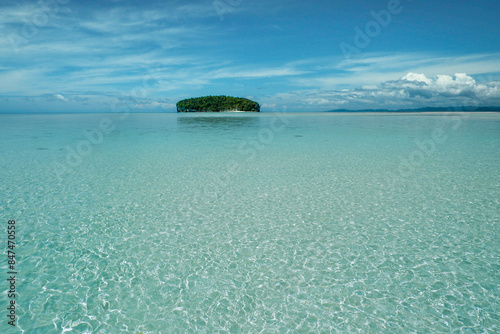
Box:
[1,112,499,333]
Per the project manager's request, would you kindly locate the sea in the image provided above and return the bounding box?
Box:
[1,112,499,333]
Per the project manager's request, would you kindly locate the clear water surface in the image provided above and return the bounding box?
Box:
[0,112,499,333]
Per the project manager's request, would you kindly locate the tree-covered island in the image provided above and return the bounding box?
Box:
[177,95,260,112]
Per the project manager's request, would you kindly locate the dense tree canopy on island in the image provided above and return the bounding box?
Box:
[177,96,260,112]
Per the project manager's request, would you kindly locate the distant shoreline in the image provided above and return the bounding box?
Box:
[1,111,500,115]
[313,111,500,116]
[326,106,500,113]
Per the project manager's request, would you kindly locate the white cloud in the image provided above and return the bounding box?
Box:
[261,72,500,110]
[397,73,488,99]
[211,66,309,79]
[133,99,175,109]
[1,0,499,114]
[54,94,67,102]
[3,72,500,112]
[295,52,500,90]
[402,72,432,84]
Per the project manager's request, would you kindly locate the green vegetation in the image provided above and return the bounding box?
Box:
[177,95,260,112]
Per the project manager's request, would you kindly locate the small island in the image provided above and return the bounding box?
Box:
[177,95,260,112]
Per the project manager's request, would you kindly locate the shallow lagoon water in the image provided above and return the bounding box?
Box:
[0,112,499,333]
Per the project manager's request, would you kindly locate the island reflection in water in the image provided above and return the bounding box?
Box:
[176,115,260,130]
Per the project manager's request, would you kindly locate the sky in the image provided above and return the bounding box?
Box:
[1,0,500,112]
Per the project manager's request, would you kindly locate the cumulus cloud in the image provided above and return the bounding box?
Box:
[401,73,431,84]
[262,73,500,110]
[386,73,497,101]
[54,94,67,102]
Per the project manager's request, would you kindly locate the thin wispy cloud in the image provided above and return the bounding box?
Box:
[0,0,499,112]
[294,53,500,89]
[210,66,310,79]
[261,72,500,111]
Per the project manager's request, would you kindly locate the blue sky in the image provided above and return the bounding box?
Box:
[1,0,499,112]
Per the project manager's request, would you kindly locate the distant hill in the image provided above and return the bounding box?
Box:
[177,96,260,112]
[326,106,500,113]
